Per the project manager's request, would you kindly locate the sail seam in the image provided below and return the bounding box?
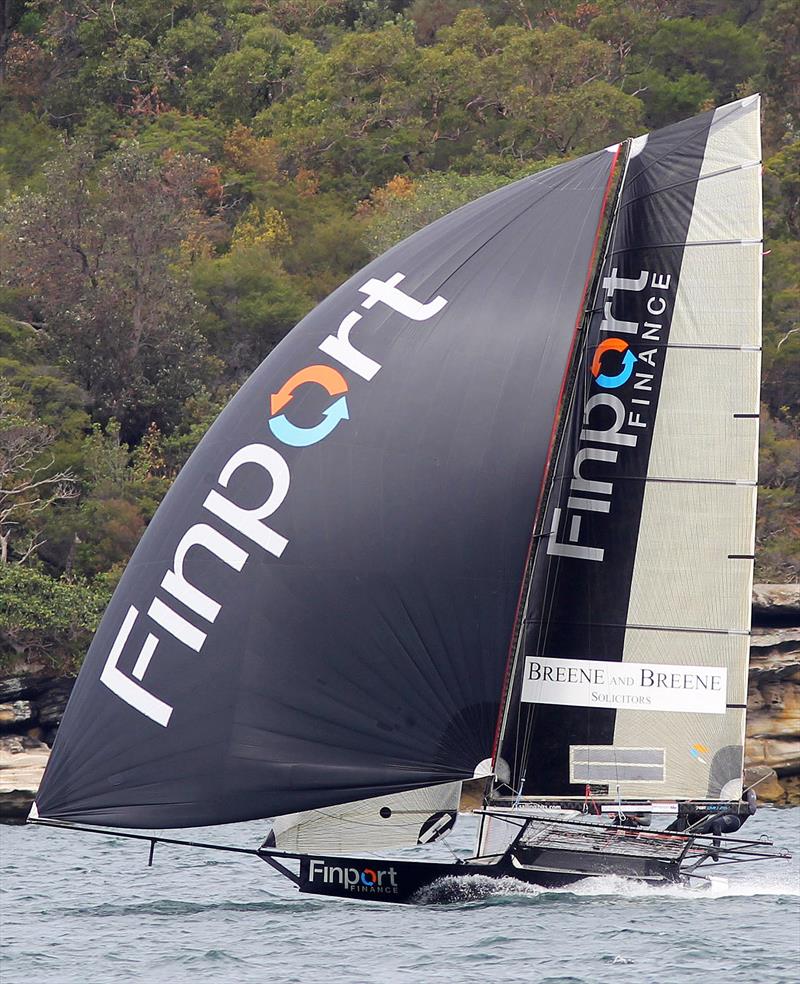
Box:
[549,473,757,487]
[627,476,757,486]
[668,343,761,351]
[575,332,762,352]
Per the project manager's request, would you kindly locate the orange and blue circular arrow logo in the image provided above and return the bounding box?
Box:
[268,365,350,447]
[591,337,637,389]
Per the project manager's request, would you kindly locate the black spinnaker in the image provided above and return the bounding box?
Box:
[35,148,618,828]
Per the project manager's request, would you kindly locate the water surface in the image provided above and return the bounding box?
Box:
[2,808,798,983]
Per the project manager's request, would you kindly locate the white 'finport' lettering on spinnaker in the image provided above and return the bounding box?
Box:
[99,274,448,726]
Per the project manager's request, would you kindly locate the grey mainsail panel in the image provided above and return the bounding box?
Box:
[265,783,462,854]
[496,97,762,802]
[35,149,617,827]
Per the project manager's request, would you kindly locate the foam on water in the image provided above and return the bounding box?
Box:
[412,866,799,905]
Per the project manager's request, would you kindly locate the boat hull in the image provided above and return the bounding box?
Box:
[281,849,682,904]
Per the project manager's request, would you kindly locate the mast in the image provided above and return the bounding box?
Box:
[490,141,629,796]
[492,96,763,808]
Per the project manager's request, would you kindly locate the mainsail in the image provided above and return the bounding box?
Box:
[34,148,618,828]
[495,96,762,804]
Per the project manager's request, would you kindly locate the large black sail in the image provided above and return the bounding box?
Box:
[35,150,617,827]
[495,97,762,803]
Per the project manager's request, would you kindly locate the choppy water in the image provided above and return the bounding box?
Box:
[2,809,798,984]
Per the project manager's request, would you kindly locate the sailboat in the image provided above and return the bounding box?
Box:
[29,96,791,903]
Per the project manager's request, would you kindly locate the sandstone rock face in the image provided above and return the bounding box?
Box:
[745,620,800,803]
[0,735,50,822]
[752,583,800,618]
[35,679,74,728]
[742,766,787,803]
[0,701,35,728]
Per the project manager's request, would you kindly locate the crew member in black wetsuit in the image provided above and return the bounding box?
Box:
[667,789,757,858]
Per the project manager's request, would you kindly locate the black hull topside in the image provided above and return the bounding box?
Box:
[262,845,683,905]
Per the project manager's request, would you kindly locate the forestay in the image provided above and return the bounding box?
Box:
[495,96,762,803]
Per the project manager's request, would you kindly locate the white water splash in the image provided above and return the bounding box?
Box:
[413,868,799,905]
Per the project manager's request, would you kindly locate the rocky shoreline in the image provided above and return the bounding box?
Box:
[2,583,798,822]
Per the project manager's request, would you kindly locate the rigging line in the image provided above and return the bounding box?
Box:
[497,142,629,795]
[519,169,624,770]
[511,185,623,788]
[616,160,761,210]
[28,818,264,856]
[622,97,753,191]
[490,150,621,726]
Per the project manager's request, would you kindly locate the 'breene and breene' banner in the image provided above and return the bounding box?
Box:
[521,657,727,715]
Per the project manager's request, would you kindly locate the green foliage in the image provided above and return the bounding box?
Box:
[160,388,234,471]
[361,170,510,254]
[762,144,800,423]
[756,411,800,582]
[258,13,642,195]
[135,110,226,159]
[193,245,312,376]
[624,15,763,127]
[0,565,111,674]
[0,105,60,195]
[758,0,800,144]
[0,143,212,441]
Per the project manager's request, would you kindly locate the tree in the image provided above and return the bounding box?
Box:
[0,563,111,671]
[193,244,312,378]
[758,0,799,148]
[622,15,762,127]
[0,379,77,565]
[0,142,212,441]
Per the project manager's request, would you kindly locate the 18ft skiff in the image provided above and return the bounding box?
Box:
[30,96,791,902]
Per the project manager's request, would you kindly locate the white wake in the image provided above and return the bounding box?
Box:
[412,868,799,905]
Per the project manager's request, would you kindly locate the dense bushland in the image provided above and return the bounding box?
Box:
[1,0,797,670]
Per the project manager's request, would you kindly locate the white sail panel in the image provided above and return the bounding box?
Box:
[610,707,747,800]
[266,783,461,854]
[698,95,761,175]
[667,243,761,347]
[626,483,757,631]
[621,628,749,705]
[647,348,760,482]
[684,164,761,243]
